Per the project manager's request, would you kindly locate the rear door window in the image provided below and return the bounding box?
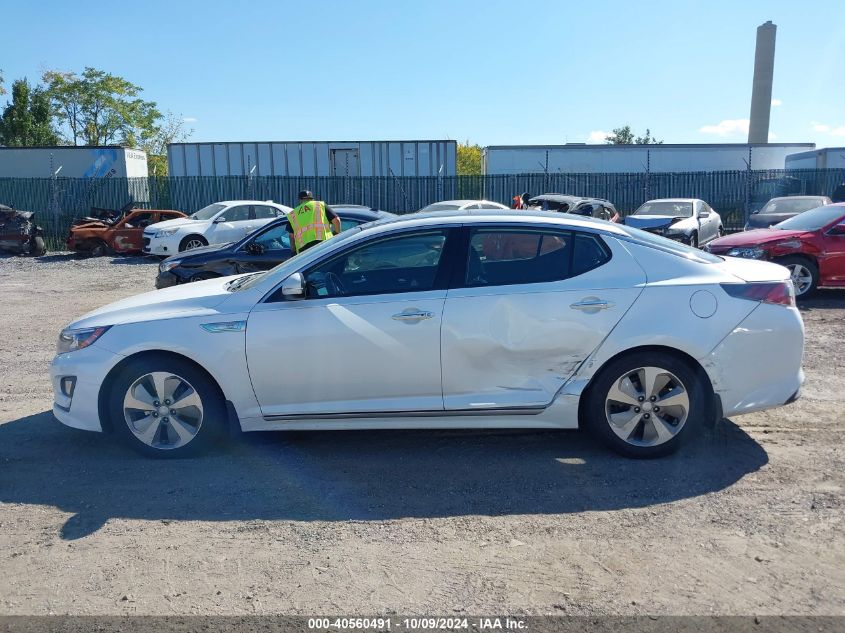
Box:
[466,228,611,287]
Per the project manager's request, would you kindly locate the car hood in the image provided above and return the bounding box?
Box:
[624,215,693,230]
[746,212,798,228]
[145,217,208,232]
[164,242,234,262]
[708,228,808,248]
[69,276,237,329]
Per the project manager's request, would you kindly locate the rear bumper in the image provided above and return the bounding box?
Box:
[702,303,804,417]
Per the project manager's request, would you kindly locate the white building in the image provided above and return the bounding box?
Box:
[482,143,815,175]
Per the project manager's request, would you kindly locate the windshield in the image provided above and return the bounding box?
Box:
[632,201,693,217]
[228,225,365,291]
[190,203,227,220]
[775,205,845,232]
[419,202,463,211]
[757,198,826,215]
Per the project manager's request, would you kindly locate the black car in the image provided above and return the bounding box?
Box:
[744,195,833,230]
[155,206,394,288]
[525,194,620,222]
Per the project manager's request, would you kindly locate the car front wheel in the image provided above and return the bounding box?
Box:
[179,235,208,252]
[585,352,705,458]
[109,355,227,457]
[778,256,818,298]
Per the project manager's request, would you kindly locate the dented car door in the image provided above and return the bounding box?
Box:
[440,227,644,411]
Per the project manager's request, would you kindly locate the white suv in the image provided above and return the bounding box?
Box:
[143,200,292,256]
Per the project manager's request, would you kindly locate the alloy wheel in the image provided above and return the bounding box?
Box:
[122,371,204,450]
[185,239,205,250]
[604,366,690,447]
[787,263,813,296]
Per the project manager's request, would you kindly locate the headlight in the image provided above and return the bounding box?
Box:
[159,260,181,273]
[57,326,111,354]
[154,228,178,238]
[726,247,766,259]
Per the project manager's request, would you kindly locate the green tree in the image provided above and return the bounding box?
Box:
[142,112,194,176]
[43,67,161,146]
[605,126,663,145]
[457,141,482,175]
[0,78,59,146]
[0,69,5,96]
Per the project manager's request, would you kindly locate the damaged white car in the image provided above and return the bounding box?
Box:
[52,211,803,458]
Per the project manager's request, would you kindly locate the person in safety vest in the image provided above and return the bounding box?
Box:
[287,190,341,254]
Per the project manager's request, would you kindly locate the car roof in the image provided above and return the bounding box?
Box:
[366,209,629,236]
[767,195,830,201]
[643,198,700,204]
[217,200,290,206]
[424,199,503,205]
[530,194,613,205]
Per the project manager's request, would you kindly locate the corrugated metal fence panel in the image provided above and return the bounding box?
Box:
[2,169,843,250]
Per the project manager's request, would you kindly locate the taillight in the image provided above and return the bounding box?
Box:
[721,282,796,307]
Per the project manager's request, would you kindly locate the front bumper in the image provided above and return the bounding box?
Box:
[51,344,123,432]
[142,233,178,256]
[155,271,181,289]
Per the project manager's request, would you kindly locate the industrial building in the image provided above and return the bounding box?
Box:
[0,146,148,179]
[481,143,816,175]
[785,147,845,170]
[167,140,457,178]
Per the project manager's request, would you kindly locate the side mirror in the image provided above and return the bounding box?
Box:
[829,224,845,236]
[213,216,226,223]
[280,272,305,299]
[699,210,711,218]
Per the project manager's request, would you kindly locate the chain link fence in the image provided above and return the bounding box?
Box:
[1,169,843,251]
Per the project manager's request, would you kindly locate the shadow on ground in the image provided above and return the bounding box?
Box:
[798,288,845,311]
[0,412,767,540]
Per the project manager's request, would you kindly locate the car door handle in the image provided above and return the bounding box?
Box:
[570,298,613,311]
[392,310,434,322]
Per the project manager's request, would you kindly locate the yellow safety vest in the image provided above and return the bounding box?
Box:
[288,200,333,251]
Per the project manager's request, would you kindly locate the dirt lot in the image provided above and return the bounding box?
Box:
[0,253,843,616]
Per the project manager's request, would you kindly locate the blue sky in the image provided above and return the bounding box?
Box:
[3,0,844,147]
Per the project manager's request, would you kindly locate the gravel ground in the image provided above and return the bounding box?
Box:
[0,253,843,616]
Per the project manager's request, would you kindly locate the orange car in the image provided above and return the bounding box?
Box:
[67,208,186,256]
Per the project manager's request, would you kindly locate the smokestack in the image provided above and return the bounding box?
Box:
[748,20,777,144]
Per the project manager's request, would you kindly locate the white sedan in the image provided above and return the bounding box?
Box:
[419,199,509,212]
[52,211,804,458]
[143,200,292,256]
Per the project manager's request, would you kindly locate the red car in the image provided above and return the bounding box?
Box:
[705,203,845,297]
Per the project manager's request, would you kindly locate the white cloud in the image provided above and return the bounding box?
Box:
[182,117,198,123]
[699,118,749,137]
[587,130,610,143]
[810,121,845,136]
[771,98,782,106]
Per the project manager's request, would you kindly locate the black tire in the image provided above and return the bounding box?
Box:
[717,226,724,238]
[583,351,706,458]
[179,235,208,252]
[689,232,699,249]
[90,240,110,257]
[31,236,47,256]
[108,354,228,458]
[776,255,818,299]
[189,272,219,283]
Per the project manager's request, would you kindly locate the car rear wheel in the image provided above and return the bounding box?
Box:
[179,235,208,252]
[778,256,818,298]
[109,355,227,457]
[584,352,705,458]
